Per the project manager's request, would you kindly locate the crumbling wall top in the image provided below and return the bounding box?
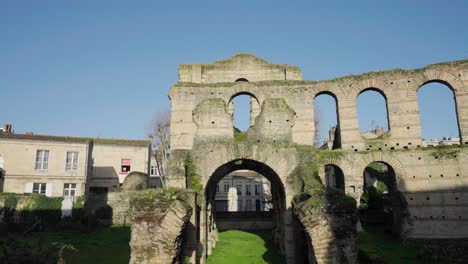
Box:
[178,53,303,83]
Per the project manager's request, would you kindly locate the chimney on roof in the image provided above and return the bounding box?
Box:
[3,124,12,134]
[25,131,34,135]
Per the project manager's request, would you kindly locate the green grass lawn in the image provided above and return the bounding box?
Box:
[358,225,422,264]
[207,230,285,264]
[0,226,130,264]
[0,225,425,264]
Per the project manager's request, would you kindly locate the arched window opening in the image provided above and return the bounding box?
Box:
[359,161,407,237]
[229,94,258,132]
[324,164,344,190]
[417,82,460,146]
[356,89,390,138]
[205,160,286,262]
[235,78,249,83]
[314,92,341,149]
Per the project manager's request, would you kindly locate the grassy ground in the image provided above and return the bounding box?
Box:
[358,225,422,264]
[0,226,130,264]
[0,225,425,264]
[207,230,285,264]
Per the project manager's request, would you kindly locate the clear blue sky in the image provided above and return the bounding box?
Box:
[2,1,467,140]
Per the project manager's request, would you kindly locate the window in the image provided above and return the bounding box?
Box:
[255,184,261,195]
[150,165,159,176]
[236,184,242,195]
[65,151,79,171]
[121,159,131,174]
[33,183,47,194]
[314,92,341,148]
[246,199,252,211]
[245,184,251,195]
[224,182,230,192]
[35,150,49,170]
[237,199,243,211]
[216,184,220,193]
[63,183,76,197]
[356,89,390,134]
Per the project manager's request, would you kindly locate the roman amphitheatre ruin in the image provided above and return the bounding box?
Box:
[126,54,468,264]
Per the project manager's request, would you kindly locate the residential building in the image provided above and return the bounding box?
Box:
[214,170,272,212]
[422,137,461,147]
[0,129,151,197]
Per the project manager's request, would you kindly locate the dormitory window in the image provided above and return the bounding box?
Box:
[35,150,49,170]
[121,159,131,174]
[255,184,261,195]
[245,184,251,195]
[65,151,79,171]
[33,183,47,194]
[63,183,76,197]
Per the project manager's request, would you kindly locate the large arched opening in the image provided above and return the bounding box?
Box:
[314,92,341,149]
[228,92,261,133]
[356,88,390,139]
[204,159,286,262]
[324,164,345,191]
[359,161,407,237]
[417,81,461,145]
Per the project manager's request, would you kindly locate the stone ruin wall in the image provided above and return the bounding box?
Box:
[168,54,468,239]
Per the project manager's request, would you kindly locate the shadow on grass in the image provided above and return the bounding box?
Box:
[358,225,422,264]
[0,226,131,264]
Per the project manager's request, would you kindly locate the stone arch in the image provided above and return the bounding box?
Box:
[353,153,406,188]
[421,69,465,92]
[355,155,410,236]
[318,155,351,182]
[228,90,261,129]
[323,164,345,190]
[351,78,390,97]
[204,158,288,256]
[235,78,249,83]
[415,73,462,144]
[313,90,342,148]
[205,159,286,211]
[355,87,391,132]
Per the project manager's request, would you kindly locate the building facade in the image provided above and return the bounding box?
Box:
[0,131,151,197]
[214,170,272,212]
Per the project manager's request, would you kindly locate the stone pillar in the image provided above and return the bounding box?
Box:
[338,95,364,151]
[386,83,423,148]
[455,90,468,145]
[250,97,261,126]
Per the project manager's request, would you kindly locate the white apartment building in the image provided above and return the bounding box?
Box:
[215,170,272,212]
[0,129,151,197]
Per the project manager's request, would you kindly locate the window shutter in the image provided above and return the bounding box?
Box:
[46,183,52,197]
[25,182,33,193]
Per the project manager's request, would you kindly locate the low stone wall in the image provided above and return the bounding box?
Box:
[0,193,84,232]
[216,219,273,231]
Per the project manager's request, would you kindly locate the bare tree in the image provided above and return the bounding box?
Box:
[148,109,171,184]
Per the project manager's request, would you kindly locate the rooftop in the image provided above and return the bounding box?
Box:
[0,133,151,146]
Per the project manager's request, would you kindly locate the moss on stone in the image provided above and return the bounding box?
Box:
[289,144,356,212]
[233,127,247,142]
[429,147,461,159]
[130,188,192,211]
